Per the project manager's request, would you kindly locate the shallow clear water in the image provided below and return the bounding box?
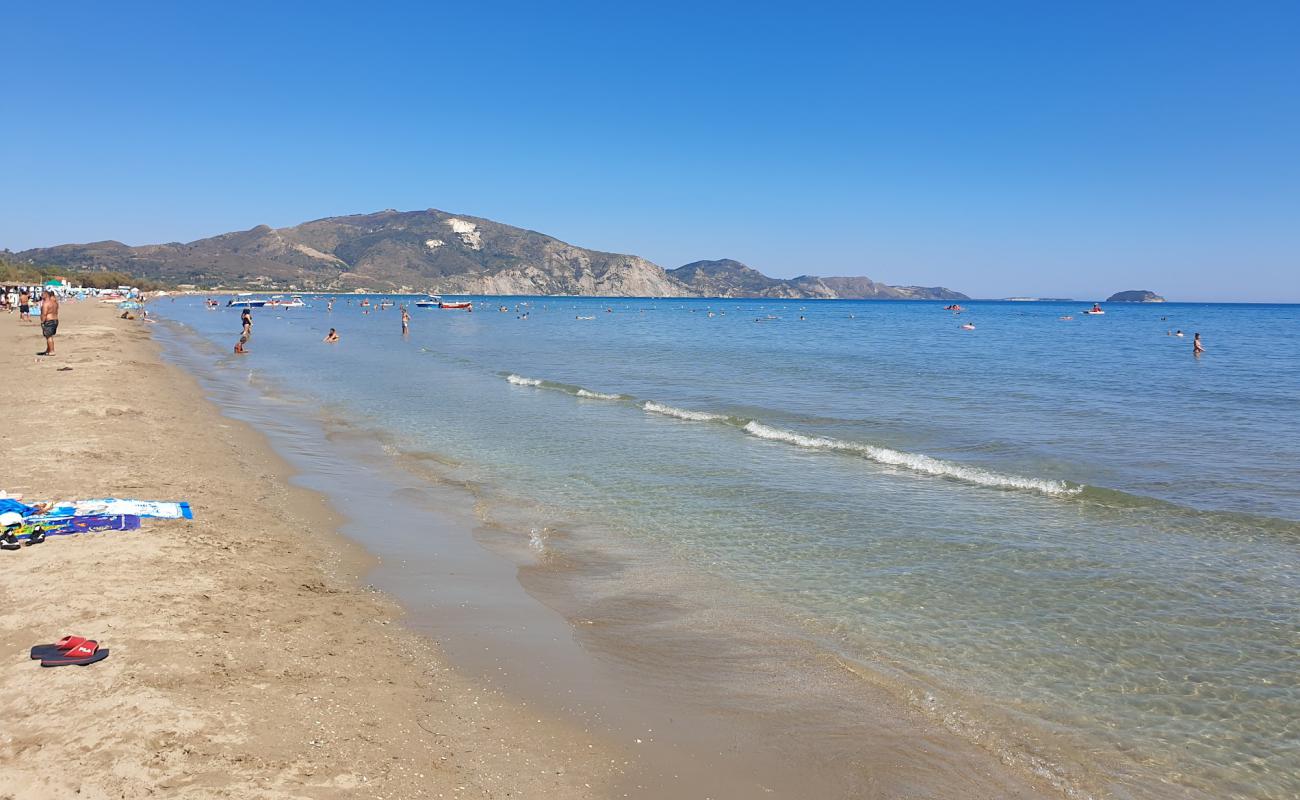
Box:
[157,296,1299,799]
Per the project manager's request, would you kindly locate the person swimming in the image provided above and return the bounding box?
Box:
[323,328,339,343]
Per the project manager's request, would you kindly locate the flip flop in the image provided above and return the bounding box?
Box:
[29,635,87,660]
[41,648,110,667]
[39,639,101,666]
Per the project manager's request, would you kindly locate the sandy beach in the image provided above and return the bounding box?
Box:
[0,300,616,799]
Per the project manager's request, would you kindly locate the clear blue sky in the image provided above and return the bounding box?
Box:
[3,1,1297,301]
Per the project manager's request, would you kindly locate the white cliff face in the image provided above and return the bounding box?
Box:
[425,239,444,249]
[445,219,482,250]
[436,256,694,297]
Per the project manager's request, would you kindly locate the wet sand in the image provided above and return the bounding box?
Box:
[0,300,617,798]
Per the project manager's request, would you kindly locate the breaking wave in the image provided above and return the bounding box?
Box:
[576,388,623,400]
[504,375,1082,498]
[741,422,1082,496]
[642,401,734,423]
[503,373,628,401]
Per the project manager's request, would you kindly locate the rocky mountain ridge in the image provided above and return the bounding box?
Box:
[11,209,966,299]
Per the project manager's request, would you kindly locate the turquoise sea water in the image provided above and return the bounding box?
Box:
[157,296,1298,799]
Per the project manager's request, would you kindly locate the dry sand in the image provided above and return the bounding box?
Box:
[0,301,617,799]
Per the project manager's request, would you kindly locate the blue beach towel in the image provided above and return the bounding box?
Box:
[15,515,143,539]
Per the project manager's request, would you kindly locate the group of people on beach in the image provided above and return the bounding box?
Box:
[4,286,60,356]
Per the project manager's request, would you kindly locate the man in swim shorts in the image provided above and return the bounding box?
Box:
[18,289,30,321]
[39,289,59,356]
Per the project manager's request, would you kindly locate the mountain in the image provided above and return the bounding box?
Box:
[10,209,966,299]
[1106,290,1165,302]
[668,260,967,300]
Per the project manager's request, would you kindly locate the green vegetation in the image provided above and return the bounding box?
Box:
[0,257,164,290]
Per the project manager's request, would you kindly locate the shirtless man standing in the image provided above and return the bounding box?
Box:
[39,289,59,356]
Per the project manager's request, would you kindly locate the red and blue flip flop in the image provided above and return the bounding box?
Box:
[38,639,110,667]
[29,635,88,660]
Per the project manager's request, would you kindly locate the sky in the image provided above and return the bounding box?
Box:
[2,0,1297,301]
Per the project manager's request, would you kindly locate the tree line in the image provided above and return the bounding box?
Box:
[0,257,165,290]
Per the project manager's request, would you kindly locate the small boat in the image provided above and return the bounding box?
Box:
[414,295,443,308]
[266,295,305,308]
[961,322,976,330]
[1083,309,1105,315]
[227,294,268,308]
[439,301,472,310]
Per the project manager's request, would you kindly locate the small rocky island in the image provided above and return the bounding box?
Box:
[1106,290,1165,302]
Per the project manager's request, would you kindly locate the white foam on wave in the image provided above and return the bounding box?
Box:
[505,374,542,387]
[576,389,622,400]
[642,401,729,423]
[741,422,1081,496]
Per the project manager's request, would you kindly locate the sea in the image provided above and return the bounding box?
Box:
[153,296,1298,800]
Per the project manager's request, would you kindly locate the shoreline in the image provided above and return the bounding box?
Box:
[147,302,1079,799]
[0,301,617,798]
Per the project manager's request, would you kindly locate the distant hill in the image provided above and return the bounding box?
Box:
[1107,290,1165,302]
[10,209,966,299]
[668,260,967,300]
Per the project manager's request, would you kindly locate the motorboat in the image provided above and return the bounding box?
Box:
[227,294,268,308]
[414,295,443,308]
[267,295,306,308]
[439,300,472,310]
